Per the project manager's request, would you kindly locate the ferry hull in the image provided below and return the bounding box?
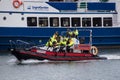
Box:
[0,27,120,50]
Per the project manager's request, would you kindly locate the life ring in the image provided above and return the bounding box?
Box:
[13,0,22,8]
[91,46,98,55]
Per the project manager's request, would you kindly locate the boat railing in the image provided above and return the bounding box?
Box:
[61,29,92,45]
[16,40,31,50]
[9,40,16,50]
[9,40,34,50]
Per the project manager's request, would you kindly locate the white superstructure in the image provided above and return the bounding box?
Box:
[0,0,119,27]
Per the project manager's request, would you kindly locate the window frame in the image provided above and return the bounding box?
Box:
[82,17,91,27]
[61,17,70,27]
[38,17,48,27]
[27,17,37,27]
[71,17,81,27]
[103,17,112,27]
[93,17,102,27]
[50,17,59,27]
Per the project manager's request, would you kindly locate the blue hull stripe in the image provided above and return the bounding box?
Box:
[0,27,120,50]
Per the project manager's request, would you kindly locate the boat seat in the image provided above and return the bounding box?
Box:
[74,44,91,51]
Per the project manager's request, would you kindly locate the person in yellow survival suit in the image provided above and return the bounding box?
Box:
[46,34,57,48]
[52,40,59,52]
[66,38,74,52]
[66,29,73,38]
[52,31,59,39]
[73,28,79,38]
[46,38,53,50]
[51,36,59,52]
[59,38,67,52]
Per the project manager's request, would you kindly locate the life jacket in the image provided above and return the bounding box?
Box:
[60,40,66,46]
[69,31,73,37]
[67,39,74,46]
[73,29,79,36]
[46,40,52,47]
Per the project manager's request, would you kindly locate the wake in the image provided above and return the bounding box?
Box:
[100,54,120,60]
[8,54,120,64]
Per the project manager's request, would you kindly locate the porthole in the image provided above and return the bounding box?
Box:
[3,16,7,20]
[21,17,24,21]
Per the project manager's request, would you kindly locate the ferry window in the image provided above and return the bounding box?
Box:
[103,17,112,27]
[39,17,48,27]
[82,18,91,27]
[93,17,102,27]
[72,18,81,27]
[27,17,37,26]
[61,18,70,27]
[50,17,59,27]
[74,0,78,1]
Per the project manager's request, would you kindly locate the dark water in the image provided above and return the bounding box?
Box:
[0,48,120,80]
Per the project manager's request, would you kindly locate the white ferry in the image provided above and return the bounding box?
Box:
[0,0,120,50]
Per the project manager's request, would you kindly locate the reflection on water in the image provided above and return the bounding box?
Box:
[0,48,120,80]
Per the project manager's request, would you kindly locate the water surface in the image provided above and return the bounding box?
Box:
[0,48,120,80]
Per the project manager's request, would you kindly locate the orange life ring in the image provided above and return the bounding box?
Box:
[91,46,98,55]
[13,0,22,8]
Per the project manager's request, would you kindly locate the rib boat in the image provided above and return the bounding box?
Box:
[10,30,107,61]
[11,46,107,61]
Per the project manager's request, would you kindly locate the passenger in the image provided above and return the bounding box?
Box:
[46,38,53,50]
[66,29,70,37]
[66,38,74,52]
[69,31,73,38]
[46,33,58,50]
[46,39,52,46]
[52,40,59,52]
[51,33,59,52]
[56,34,61,44]
[73,28,79,38]
[66,29,73,38]
[59,38,67,52]
[52,31,59,39]
[63,36,68,42]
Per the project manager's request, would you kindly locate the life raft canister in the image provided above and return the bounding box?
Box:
[13,0,23,8]
[91,46,98,55]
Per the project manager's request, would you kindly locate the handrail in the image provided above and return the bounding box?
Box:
[78,29,92,46]
[16,40,30,45]
[61,29,92,46]
[9,40,16,49]
[9,40,33,50]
